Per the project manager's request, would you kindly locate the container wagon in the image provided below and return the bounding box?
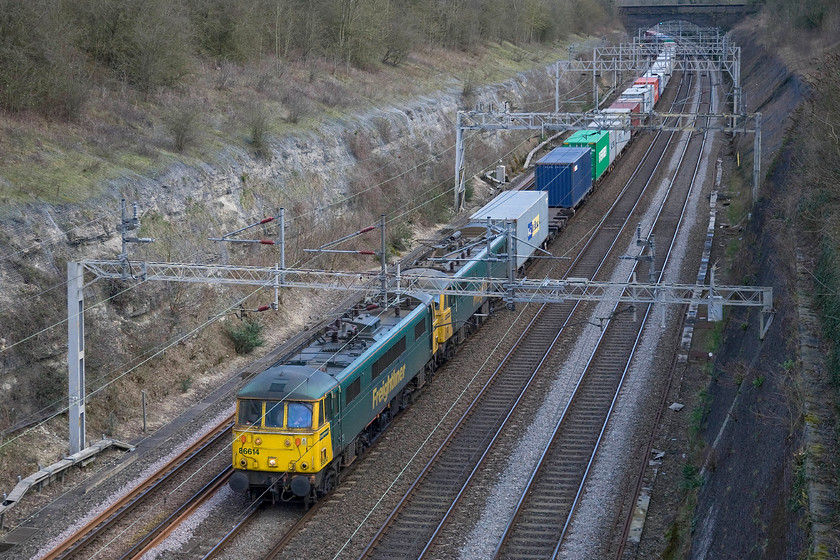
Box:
[468,191,549,268]
[563,129,610,182]
[619,84,654,113]
[607,101,642,131]
[592,115,631,158]
[634,76,660,102]
[534,147,592,208]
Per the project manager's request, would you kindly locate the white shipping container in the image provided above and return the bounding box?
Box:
[468,191,549,268]
[645,68,669,94]
[652,58,673,76]
[587,121,618,166]
[593,115,630,158]
[603,106,632,126]
[606,119,630,156]
[620,85,654,113]
[649,63,671,91]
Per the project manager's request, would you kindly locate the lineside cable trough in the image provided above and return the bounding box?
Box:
[0,438,134,531]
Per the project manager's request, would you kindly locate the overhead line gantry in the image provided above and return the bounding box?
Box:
[454,25,755,212]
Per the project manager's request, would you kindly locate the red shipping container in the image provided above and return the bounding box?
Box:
[608,101,641,127]
[634,77,660,102]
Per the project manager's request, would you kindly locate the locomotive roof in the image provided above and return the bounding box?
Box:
[238,364,338,401]
[401,267,451,291]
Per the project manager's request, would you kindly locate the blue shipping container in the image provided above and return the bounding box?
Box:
[535,147,593,208]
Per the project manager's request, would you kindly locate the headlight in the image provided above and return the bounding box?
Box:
[268,457,278,467]
[300,461,309,471]
[284,438,292,447]
[254,437,262,445]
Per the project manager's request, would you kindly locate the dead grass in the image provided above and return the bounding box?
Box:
[0,38,587,204]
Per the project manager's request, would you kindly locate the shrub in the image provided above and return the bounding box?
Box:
[282,88,310,123]
[681,463,702,489]
[225,319,264,354]
[389,221,412,253]
[74,0,193,93]
[461,75,476,109]
[0,0,88,119]
[465,181,475,203]
[247,103,270,157]
[165,102,201,152]
[179,375,194,393]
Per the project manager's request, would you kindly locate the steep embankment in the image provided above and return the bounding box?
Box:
[687,23,809,558]
[638,16,839,560]
[0,41,604,498]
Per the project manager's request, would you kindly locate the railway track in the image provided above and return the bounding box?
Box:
[493,66,715,559]
[353,67,702,560]
[40,418,235,560]
[611,62,719,559]
[40,56,717,560]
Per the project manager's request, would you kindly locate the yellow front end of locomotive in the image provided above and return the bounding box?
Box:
[232,398,333,476]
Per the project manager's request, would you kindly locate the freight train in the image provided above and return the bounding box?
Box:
[533,41,675,208]
[229,192,549,504]
[228,40,677,505]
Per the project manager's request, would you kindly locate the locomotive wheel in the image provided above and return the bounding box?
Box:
[320,467,338,497]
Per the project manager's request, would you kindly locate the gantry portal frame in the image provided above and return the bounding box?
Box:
[454,109,761,211]
[67,247,773,454]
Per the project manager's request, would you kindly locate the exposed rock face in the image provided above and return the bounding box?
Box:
[0,61,560,431]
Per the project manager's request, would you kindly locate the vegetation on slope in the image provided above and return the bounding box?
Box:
[0,0,613,203]
[765,0,840,547]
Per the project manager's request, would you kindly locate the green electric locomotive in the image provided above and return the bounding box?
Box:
[229,193,548,504]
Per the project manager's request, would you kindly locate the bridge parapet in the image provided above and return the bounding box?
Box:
[618,3,759,29]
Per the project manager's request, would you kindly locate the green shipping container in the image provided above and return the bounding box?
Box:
[563,130,610,182]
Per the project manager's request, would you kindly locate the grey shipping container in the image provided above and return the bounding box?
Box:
[534,146,593,209]
[592,116,630,158]
[469,190,549,268]
[620,84,654,113]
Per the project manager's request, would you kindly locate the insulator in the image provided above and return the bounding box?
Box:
[259,217,275,224]
[359,225,377,234]
[358,250,375,255]
[256,305,271,312]
[259,240,275,245]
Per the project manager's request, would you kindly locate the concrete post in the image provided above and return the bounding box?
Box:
[454,112,465,212]
[67,262,86,455]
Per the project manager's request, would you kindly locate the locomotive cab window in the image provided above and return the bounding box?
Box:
[265,400,284,428]
[287,402,313,429]
[324,393,333,421]
[238,399,262,426]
